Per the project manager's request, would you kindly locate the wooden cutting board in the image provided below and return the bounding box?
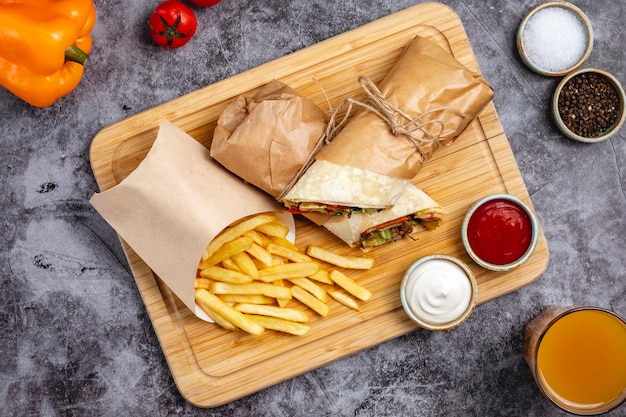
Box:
[90,2,549,407]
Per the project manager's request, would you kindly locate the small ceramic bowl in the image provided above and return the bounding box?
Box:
[461,194,539,272]
[552,68,626,143]
[517,1,593,76]
[400,254,478,331]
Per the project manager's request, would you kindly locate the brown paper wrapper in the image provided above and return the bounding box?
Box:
[210,80,327,198]
[317,35,494,180]
[90,120,293,321]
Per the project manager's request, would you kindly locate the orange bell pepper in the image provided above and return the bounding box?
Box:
[0,0,96,107]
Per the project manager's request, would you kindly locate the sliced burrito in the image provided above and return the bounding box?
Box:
[285,160,410,216]
[306,183,444,248]
[282,35,493,215]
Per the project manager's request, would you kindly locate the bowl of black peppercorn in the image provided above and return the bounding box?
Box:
[552,68,626,142]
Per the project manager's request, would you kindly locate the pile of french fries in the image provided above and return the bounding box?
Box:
[194,213,374,336]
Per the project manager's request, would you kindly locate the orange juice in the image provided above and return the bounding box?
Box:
[534,308,626,414]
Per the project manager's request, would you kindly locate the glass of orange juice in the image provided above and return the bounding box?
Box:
[524,306,626,415]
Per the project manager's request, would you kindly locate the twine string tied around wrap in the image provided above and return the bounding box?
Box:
[277,76,468,201]
[355,76,468,157]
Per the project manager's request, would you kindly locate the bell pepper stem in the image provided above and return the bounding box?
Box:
[64,44,89,66]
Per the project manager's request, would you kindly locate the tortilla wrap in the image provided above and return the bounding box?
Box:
[306,183,444,247]
[282,35,493,211]
[284,159,410,209]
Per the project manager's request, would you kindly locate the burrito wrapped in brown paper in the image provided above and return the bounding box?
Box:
[90,120,293,322]
[210,79,327,198]
[283,34,494,213]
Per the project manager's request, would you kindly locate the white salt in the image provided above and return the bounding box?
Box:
[522,6,589,72]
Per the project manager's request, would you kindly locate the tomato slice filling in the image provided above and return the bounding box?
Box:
[359,215,441,248]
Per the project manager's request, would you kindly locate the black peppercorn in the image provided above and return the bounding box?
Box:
[557,72,621,138]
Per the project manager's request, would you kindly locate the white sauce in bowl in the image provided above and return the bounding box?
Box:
[404,258,472,325]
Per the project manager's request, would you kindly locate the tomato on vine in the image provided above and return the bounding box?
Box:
[148,1,198,49]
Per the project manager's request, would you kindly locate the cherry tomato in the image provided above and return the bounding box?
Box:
[188,0,221,6]
[148,0,198,49]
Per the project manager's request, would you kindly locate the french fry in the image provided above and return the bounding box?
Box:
[266,243,312,263]
[243,229,273,247]
[202,213,276,261]
[199,266,253,284]
[234,303,309,323]
[288,277,327,302]
[329,269,372,301]
[221,257,242,272]
[218,294,275,305]
[307,268,333,285]
[270,236,300,251]
[271,255,286,266]
[306,245,374,269]
[258,262,319,282]
[273,279,291,308]
[195,277,212,290]
[195,289,264,335]
[231,252,259,279]
[200,236,253,268]
[246,315,311,336]
[291,286,329,317]
[197,302,239,331]
[210,281,292,300]
[255,221,289,238]
[328,290,360,311]
[245,242,275,267]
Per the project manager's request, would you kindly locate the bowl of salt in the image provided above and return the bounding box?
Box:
[517,1,593,76]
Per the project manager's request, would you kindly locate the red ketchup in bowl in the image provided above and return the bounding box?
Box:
[466,198,533,265]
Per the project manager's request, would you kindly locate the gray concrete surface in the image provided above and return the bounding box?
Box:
[2,0,626,416]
